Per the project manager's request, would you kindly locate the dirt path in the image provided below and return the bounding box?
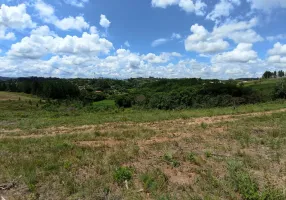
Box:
[1,108,286,141]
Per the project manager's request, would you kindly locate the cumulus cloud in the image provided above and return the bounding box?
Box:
[185,24,229,53]
[0,4,35,40]
[64,0,89,8]
[185,18,263,53]
[207,0,241,22]
[268,42,286,56]
[8,26,113,59]
[0,4,36,29]
[100,14,111,29]
[267,43,286,67]
[34,0,57,23]
[212,43,258,63]
[247,0,286,11]
[34,0,89,31]
[151,0,207,16]
[143,52,181,64]
[0,26,15,40]
[89,26,98,34]
[55,16,89,31]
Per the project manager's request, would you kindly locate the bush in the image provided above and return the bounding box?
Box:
[140,169,168,193]
[113,167,133,184]
[115,94,133,108]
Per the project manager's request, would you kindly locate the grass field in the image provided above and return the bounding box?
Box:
[245,78,286,101]
[1,92,286,199]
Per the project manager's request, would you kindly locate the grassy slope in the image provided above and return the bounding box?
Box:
[1,92,286,199]
[0,91,38,101]
[245,78,286,101]
[1,92,286,130]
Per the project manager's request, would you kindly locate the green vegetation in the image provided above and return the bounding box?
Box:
[1,76,286,199]
[113,167,133,184]
[163,153,180,167]
[140,169,168,193]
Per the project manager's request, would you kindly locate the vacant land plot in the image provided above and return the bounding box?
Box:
[1,92,286,199]
[0,92,37,101]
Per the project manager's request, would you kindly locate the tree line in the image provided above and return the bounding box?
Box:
[0,77,80,99]
[115,79,262,109]
[262,70,285,79]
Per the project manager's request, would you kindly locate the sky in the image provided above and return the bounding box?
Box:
[0,0,286,79]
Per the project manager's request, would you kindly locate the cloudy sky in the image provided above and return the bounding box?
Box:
[0,0,286,79]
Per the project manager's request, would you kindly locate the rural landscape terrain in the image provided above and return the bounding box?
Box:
[1,76,286,200]
[1,0,286,199]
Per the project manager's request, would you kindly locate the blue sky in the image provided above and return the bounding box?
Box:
[0,0,286,79]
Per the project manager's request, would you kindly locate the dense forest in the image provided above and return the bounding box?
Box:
[1,71,286,110]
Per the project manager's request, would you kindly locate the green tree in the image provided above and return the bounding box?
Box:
[278,70,285,78]
[262,71,273,79]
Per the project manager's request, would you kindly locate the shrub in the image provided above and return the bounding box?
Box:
[115,94,133,108]
[140,169,168,193]
[113,167,133,184]
[163,153,180,167]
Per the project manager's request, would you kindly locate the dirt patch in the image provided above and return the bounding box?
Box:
[1,108,286,140]
[76,140,125,148]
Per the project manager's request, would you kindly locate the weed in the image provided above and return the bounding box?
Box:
[140,168,168,193]
[204,151,212,158]
[186,152,202,166]
[113,167,133,184]
[163,153,180,167]
[201,122,208,129]
[227,160,259,200]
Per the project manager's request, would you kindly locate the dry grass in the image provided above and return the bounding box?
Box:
[1,94,286,199]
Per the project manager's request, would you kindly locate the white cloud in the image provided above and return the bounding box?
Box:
[227,29,263,43]
[124,41,130,47]
[151,38,169,47]
[152,33,182,47]
[143,52,181,64]
[34,0,89,31]
[185,24,229,53]
[171,33,181,39]
[268,42,286,56]
[89,26,97,34]
[34,0,57,23]
[0,26,15,40]
[0,3,35,40]
[247,0,286,11]
[267,34,286,41]
[64,0,89,8]
[30,25,56,36]
[8,26,113,59]
[212,18,263,43]
[212,43,258,63]
[55,16,89,31]
[267,43,286,67]
[0,4,36,29]
[207,0,241,22]
[100,14,111,29]
[151,0,207,16]
[185,18,263,53]
[151,0,179,8]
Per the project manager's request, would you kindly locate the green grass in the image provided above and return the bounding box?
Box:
[93,99,116,106]
[245,78,286,101]
[0,91,38,101]
[1,92,286,131]
[1,91,286,199]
